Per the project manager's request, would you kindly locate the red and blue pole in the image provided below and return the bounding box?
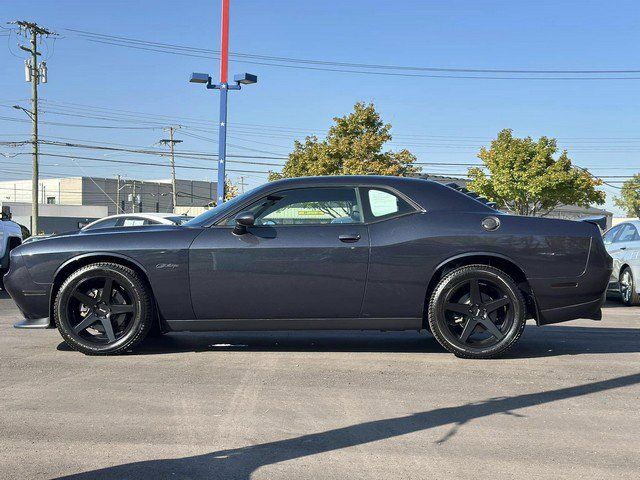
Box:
[216,0,231,204]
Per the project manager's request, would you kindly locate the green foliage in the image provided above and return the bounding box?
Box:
[207,177,240,207]
[224,177,240,201]
[614,174,640,217]
[270,102,419,180]
[468,129,605,216]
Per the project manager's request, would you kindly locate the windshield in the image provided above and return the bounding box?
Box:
[183,187,259,227]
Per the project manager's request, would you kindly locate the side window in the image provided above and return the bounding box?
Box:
[121,217,146,227]
[87,218,119,230]
[362,188,416,222]
[617,224,639,242]
[229,188,363,226]
[603,225,622,245]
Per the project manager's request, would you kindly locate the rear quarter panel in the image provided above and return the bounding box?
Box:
[363,211,594,319]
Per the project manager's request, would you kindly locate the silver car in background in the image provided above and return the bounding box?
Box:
[81,213,193,231]
[604,220,640,305]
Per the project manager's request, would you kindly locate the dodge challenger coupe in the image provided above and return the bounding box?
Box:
[4,176,612,358]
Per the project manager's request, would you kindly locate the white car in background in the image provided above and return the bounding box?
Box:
[604,220,640,306]
[81,213,193,231]
[0,207,24,283]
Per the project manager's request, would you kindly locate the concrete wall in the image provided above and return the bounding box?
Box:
[0,177,217,216]
[1,202,108,235]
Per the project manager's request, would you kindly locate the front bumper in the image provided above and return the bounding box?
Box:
[14,317,51,329]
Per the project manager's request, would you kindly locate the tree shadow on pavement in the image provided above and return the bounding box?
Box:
[55,372,640,480]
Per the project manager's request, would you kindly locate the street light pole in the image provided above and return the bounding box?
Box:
[189,0,257,205]
[217,0,230,205]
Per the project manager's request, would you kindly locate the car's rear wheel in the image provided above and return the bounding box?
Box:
[54,262,153,355]
[428,265,526,359]
[620,267,639,306]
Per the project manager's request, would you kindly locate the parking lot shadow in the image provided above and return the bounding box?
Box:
[55,372,640,480]
[97,322,640,359]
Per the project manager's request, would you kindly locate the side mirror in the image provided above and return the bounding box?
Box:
[233,211,255,235]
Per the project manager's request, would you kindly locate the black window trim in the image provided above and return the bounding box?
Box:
[212,184,424,228]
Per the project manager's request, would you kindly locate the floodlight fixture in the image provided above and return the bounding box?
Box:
[189,72,211,84]
[233,73,258,85]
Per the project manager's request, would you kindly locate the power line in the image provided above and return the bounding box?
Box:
[62,27,640,80]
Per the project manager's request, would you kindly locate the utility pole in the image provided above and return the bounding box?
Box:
[159,127,183,213]
[238,176,246,193]
[131,181,137,213]
[189,0,257,205]
[116,175,121,214]
[11,20,56,236]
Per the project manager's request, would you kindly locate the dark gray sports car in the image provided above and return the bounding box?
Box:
[4,176,612,358]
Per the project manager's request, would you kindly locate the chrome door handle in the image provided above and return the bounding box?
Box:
[339,234,361,243]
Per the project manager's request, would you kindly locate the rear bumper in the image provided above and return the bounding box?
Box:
[536,295,604,325]
[530,239,612,325]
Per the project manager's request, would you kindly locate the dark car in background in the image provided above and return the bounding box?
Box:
[4,176,612,358]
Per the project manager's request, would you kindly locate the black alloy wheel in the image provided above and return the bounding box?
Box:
[428,265,526,359]
[54,262,153,355]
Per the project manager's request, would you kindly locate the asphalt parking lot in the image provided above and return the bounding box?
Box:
[0,290,638,480]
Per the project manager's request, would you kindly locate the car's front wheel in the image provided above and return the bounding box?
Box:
[620,267,640,306]
[428,265,526,359]
[54,262,153,355]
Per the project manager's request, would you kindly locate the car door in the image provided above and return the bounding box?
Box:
[189,186,370,320]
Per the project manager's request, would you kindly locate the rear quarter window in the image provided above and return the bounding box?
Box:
[361,187,417,222]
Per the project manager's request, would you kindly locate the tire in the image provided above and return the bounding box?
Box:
[54,262,153,355]
[620,267,640,306]
[428,264,526,359]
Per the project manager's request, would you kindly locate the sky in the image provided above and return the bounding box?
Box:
[1,0,639,214]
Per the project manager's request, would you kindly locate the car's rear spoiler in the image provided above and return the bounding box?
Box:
[580,216,608,231]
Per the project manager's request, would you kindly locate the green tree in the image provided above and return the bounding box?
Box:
[269,102,419,180]
[224,177,240,202]
[467,129,605,216]
[206,177,240,207]
[614,174,640,217]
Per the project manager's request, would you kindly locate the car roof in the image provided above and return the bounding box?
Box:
[618,220,640,228]
[264,175,429,188]
[94,213,182,220]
